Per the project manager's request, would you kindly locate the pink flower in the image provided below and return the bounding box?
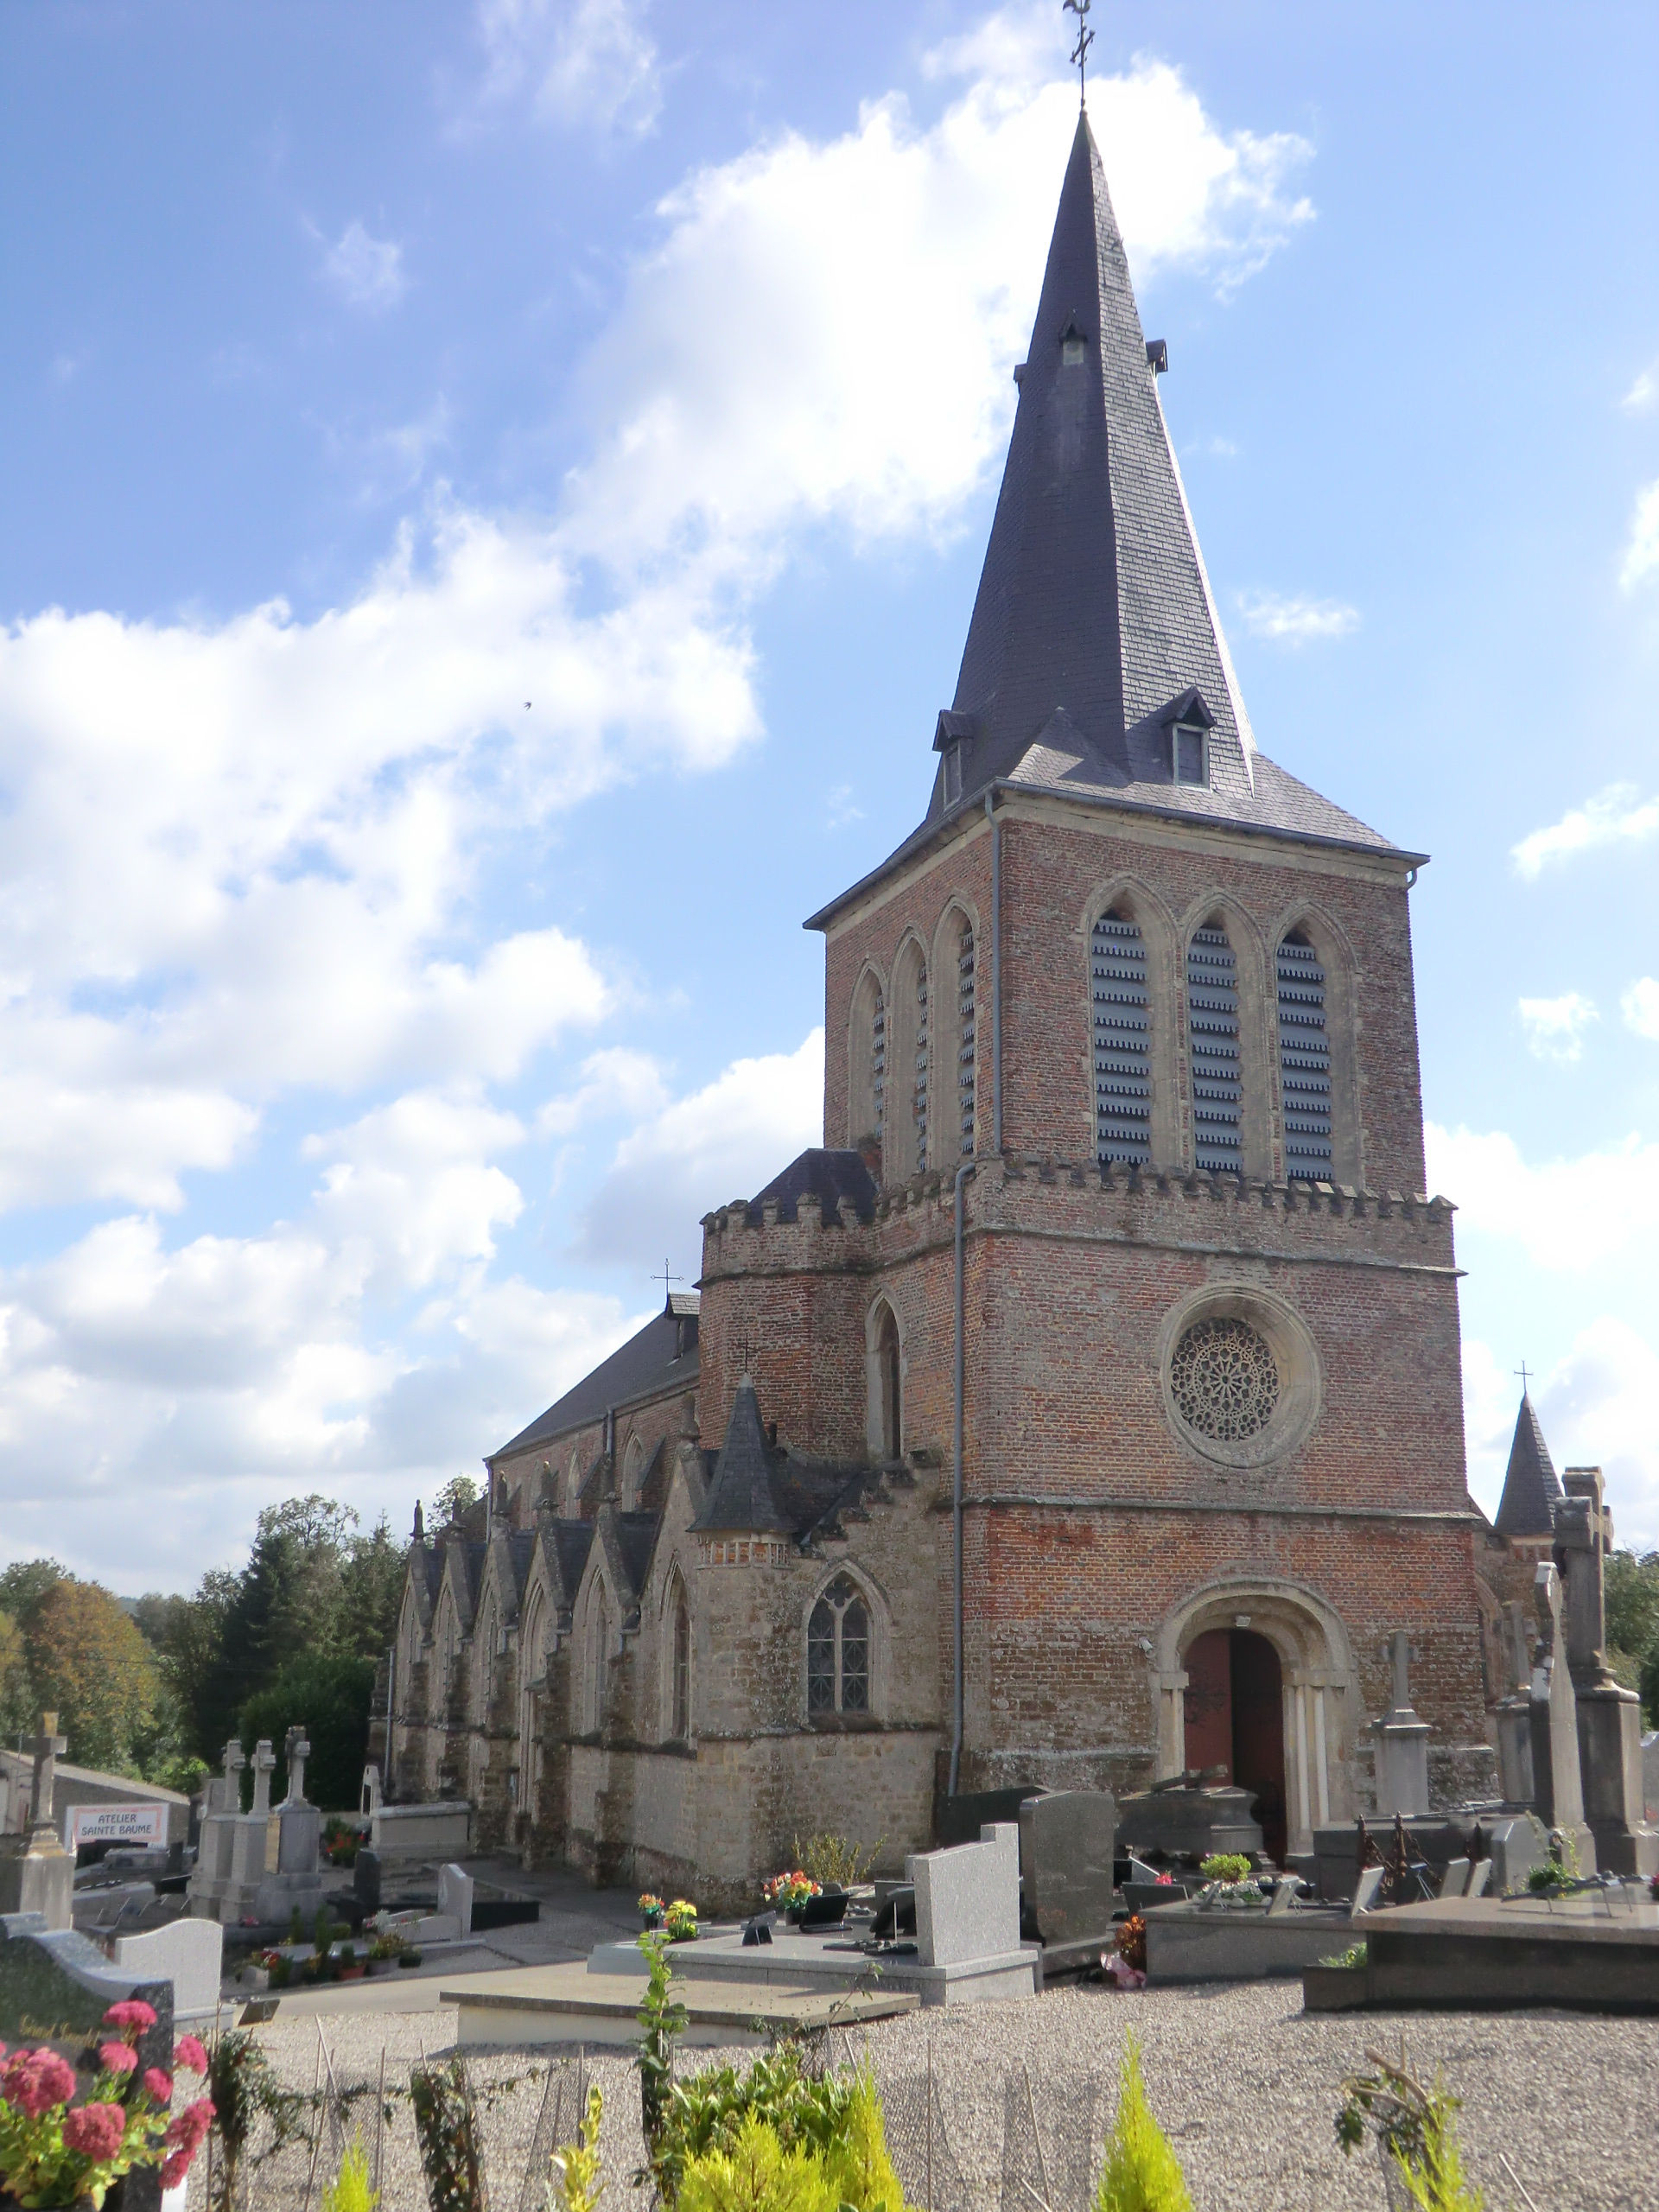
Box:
[164,2095,215,2152]
[99,2041,139,2075]
[3,2048,78,2117]
[158,2150,193,2190]
[173,2035,209,2075]
[101,1999,158,2035]
[143,2069,174,2104]
[63,2101,128,2162]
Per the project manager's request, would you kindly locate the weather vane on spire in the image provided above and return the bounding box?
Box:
[1064,0,1094,105]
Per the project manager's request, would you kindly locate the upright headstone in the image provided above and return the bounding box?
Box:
[112,1918,225,2024]
[218,1740,278,1923]
[360,1764,383,1819]
[0,1712,73,1929]
[437,1861,475,1937]
[1018,1789,1116,1945]
[1558,1474,1659,1877]
[1527,1562,1595,1872]
[275,1725,321,1874]
[906,1822,1021,1968]
[1496,1600,1535,1806]
[1643,1732,1659,1826]
[354,1846,382,1918]
[1370,1632,1432,1815]
[186,1741,246,1918]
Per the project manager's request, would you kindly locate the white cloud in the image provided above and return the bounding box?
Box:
[1517,991,1598,1063]
[1460,1324,1659,1549]
[1622,358,1659,413]
[1426,1122,1659,1274]
[575,1029,824,1268]
[1620,479,1659,591]
[474,0,661,136]
[321,221,407,310]
[1460,1335,1523,1522]
[1510,782,1659,879]
[536,1048,669,1139]
[1234,589,1359,644]
[1623,978,1659,1040]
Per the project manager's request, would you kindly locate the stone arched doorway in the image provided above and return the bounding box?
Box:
[1150,1577,1359,1860]
[1182,1626,1287,1862]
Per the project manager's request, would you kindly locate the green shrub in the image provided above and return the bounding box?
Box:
[546,2083,603,2212]
[819,2072,907,2212]
[238,1650,376,1810]
[677,2115,840,2212]
[321,2136,378,2212]
[1198,1853,1252,1884]
[1336,2047,1484,2212]
[1096,2032,1192,2212]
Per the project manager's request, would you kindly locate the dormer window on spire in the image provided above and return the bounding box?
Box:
[1172,722,1208,786]
[1060,312,1088,366]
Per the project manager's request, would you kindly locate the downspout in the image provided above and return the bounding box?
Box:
[988,791,1003,1151]
[950,1156,971,1797]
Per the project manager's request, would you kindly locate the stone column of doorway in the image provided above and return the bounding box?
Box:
[1151,1667,1189,1778]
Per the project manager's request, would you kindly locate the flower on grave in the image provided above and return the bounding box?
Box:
[143,2069,173,2105]
[3,2047,78,2116]
[101,1999,158,2037]
[173,2035,209,2076]
[99,2042,138,2076]
[1154,1872,1174,1885]
[62,2102,128,2162]
[0,2043,189,2209]
[760,1870,822,1909]
[664,1898,698,1942]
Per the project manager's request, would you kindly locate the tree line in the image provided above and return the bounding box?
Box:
[2,1492,416,1810]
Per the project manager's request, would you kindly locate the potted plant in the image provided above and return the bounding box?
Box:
[639,1892,666,1930]
[664,1898,698,1943]
[0,2007,213,2209]
[760,1871,821,1923]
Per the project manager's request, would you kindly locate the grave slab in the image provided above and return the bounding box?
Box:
[1019,1789,1116,1947]
[1358,1891,1659,2013]
[1143,1897,1357,1984]
[371,1802,471,1862]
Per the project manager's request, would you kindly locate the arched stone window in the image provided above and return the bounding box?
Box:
[588,1583,609,1733]
[519,1587,545,1808]
[849,969,887,1158]
[889,940,929,1179]
[621,1433,646,1510]
[932,907,976,1168]
[1093,906,1152,1166]
[665,1574,691,1742]
[474,1600,497,1723]
[873,1304,902,1462]
[1187,918,1243,1173]
[565,1448,582,1516]
[1276,929,1335,1183]
[807,1575,870,1717]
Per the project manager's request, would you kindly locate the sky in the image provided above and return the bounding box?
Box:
[2,0,1658,1594]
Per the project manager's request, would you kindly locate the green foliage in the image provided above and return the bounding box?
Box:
[819,2071,907,2212]
[205,2031,308,2212]
[410,2055,487,2212]
[432,1475,480,1528]
[239,1649,377,1809]
[1605,1549,1659,1725]
[323,2136,380,2212]
[677,2115,841,2212]
[27,1577,159,1771]
[0,1608,29,1740]
[791,1831,884,1888]
[1096,2033,1192,2212]
[1319,1941,1368,1969]
[636,1928,690,2192]
[547,2083,603,2212]
[1198,1853,1252,1884]
[1336,2046,1483,2212]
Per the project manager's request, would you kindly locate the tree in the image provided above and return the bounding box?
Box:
[0,1609,30,1742]
[160,1568,238,1760]
[340,1516,406,1662]
[239,1651,377,1811]
[26,1580,158,1773]
[431,1475,479,1529]
[1605,1550,1659,1725]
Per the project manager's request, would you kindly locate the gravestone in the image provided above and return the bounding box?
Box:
[186,1740,246,1919]
[1496,1600,1535,1806]
[1559,1474,1659,1877]
[275,1726,321,1872]
[354,1846,382,1917]
[1643,1732,1659,1825]
[113,1916,224,2024]
[1017,1789,1116,1946]
[1115,1781,1262,1863]
[1440,1858,1470,1898]
[1483,1811,1550,1895]
[1527,1562,1595,1872]
[1371,1632,1432,1816]
[216,1739,276,1924]
[438,1861,475,1937]
[907,1822,1020,1967]
[0,1713,73,1929]
[360,1763,383,1819]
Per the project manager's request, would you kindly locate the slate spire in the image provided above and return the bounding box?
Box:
[937,110,1255,813]
[1493,1392,1566,1539]
[692,1374,789,1535]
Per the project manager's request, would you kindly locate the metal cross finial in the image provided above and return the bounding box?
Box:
[653,1259,683,1305]
[1516,1360,1532,1394]
[1064,0,1094,105]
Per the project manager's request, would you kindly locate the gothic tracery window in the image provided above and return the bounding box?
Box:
[1277,929,1334,1182]
[807,1576,871,1716]
[1171,1317,1280,1442]
[1187,920,1243,1173]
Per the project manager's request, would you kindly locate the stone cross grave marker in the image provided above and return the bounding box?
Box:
[1528,1561,1593,1869]
[283,1726,311,1806]
[250,1738,277,1819]
[1371,1632,1431,1815]
[26,1711,67,1832]
[1558,1471,1659,1876]
[213,1738,245,1815]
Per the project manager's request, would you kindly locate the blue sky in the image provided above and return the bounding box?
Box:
[3,0,1658,1592]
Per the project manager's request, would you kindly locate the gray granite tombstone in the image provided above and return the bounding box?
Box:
[0,1713,73,1929]
[1559,1473,1659,1877]
[1017,1789,1116,1946]
[1496,1599,1535,1806]
[1527,1561,1595,1872]
[1115,1781,1262,1863]
[907,1822,1021,1967]
[1371,1631,1432,1815]
[1643,1732,1659,1825]
[354,1846,382,1916]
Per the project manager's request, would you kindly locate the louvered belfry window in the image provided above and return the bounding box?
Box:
[913,960,929,1172]
[1277,930,1333,1181]
[957,923,976,1157]
[1187,923,1243,1173]
[871,984,886,1143]
[1093,910,1152,1166]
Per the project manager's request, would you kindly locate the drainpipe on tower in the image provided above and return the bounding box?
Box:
[987,790,1002,1154]
[949,1155,972,1798]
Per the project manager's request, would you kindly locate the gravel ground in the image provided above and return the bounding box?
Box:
[184,1986,1656,2212]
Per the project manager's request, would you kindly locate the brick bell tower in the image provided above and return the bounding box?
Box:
[699,110,1493,1858]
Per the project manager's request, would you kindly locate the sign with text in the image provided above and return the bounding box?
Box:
[63,1802,168,1851]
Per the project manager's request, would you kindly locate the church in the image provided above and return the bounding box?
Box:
[386,111,1517,1908]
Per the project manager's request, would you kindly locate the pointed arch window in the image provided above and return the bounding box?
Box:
[1187,922,1243,1173]
[913,956,929,1171]
[872,984,886,1146]
[589,1588,609,1733]
[875,1305,902,1462]
[1277,930,1333,1181]
[807,1576,870,1716]
[957,918,976,1159]
[671,1586,691,1741]
[1093,909,1151,1166]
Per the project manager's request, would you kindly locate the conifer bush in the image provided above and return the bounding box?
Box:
[1095,2032,1192,2212]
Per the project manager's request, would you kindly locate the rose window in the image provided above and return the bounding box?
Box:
[1170,1317,1280,1442]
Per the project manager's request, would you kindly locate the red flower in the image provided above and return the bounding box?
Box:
[3,2048,77,2116]
[143,2069,174,2103]
[99,2041,139,2075]
[173,2035,209,2075]
[101,1999,158,2035]
[164,2094,215,2153]
[158,2150,193,2189]
[63,2101,128,2161]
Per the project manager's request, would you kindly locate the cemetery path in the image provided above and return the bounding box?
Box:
[239,1980,1657,2212]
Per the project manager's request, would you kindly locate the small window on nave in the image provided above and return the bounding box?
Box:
[875,1305,901,1463]
[1187,921,1243,1173]
[1276,929,1333,1181]
[671,1587,690,1741]
[1092,908,1151,1166]
[807,1576,870,1717]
